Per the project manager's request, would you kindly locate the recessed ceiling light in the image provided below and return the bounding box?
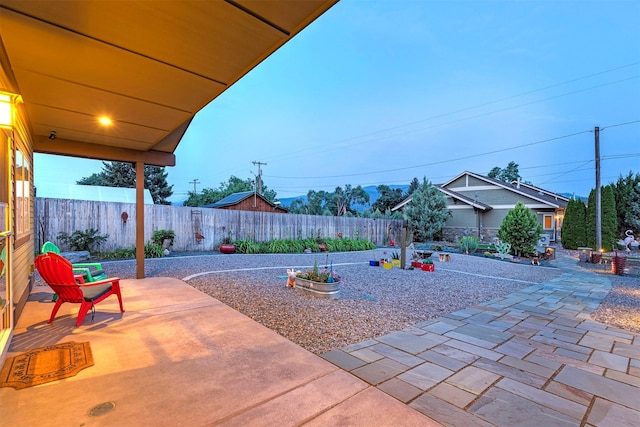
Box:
[98,116,113,126]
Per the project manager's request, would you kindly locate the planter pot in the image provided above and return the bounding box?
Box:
[369,260,380,266]
[578,247,592,263]
[612,255,626,276]
[411,261,422,268]
[421,264,435,272]
[162,238,173,250]
[383,262,393,270]
[219,244,235,254]
[392,259,401,267]
[294,277,340,298]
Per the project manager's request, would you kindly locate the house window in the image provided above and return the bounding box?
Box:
[14,139,31,245]
[543,214,553,230]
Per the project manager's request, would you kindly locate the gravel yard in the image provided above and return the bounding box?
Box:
[35,248,639,355]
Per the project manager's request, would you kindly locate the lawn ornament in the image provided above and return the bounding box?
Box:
[623,230,637,253]
[286,269,299,288]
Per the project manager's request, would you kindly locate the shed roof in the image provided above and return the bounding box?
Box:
[203,191,286,211]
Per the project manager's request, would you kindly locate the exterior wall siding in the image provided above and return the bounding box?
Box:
[456,188,543,206]
[446,208,478,228]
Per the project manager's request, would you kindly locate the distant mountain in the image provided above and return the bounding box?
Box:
[278,184,409,212]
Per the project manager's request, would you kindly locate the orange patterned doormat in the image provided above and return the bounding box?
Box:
[1,341,94,390]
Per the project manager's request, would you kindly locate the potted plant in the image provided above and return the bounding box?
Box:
[421,258,435,272]
[391,251,401,267]
[294,260,341,297]
[219,227,235,254]
[152,229,175,252]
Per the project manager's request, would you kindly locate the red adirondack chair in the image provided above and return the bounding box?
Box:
[35,252,125,326]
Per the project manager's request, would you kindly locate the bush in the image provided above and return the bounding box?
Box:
[99,247,135,260]
[232,237,375,254]
[498,201,542,256]
[57,228,108,253]
[99,241,165,259]
[561,198,587,250]
[152,229,175,247]
[233,239,261,254]
[144,241,164,258]
[458,236,480,254]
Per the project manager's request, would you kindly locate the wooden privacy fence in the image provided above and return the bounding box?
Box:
[35,198,405,252]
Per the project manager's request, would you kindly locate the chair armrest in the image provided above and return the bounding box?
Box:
[72,267,91,276]
[72,262,104,269]
[79,277,121,287]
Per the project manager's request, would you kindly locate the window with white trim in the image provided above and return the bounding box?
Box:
[13,137,31,244]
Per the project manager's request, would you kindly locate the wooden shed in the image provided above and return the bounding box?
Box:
[203,191,288,213]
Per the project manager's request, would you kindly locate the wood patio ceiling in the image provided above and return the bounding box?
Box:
[0,0,337,165]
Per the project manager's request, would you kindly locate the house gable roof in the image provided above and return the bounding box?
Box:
[510,181,570,203]
[391,184,492,211]
[436,185,493,210]
[443,171,568,209]
[392,171,568,211]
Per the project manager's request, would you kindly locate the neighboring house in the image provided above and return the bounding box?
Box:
[203,191,288,213]
[393,171,569,244]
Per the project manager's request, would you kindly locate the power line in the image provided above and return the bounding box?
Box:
[206,65,640,188]
[264,66,640,163]
[265,120,640,181]
[266,130,592,179]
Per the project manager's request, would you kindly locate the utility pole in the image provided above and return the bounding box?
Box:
[595,127,601,252]
[189,178,200,194]
[252,161,266,195]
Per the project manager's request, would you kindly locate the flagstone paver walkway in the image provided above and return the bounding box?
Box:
[321,254,640,426]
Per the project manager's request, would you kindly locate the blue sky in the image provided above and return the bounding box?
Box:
[35,0,640,203]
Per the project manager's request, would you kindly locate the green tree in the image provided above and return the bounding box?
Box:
[601,185,618,251]
[613,171,640,236]
[407,177,420,195]
[586,185,618,251]
[306,190,328,215]
[497,201,542,256]
[402,177,450,242]
[560,198,587,250]
[77,161,173,204]
[287,198,309,214]
[288,185,369,216]
[76,173,108,186]
[488,161,521,183]
[371,185,405,212]
[183,175,276,207]
[145,166,173,205]
[324,184,370,215]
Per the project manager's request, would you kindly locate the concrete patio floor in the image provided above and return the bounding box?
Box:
[1,253,639,426]
[0,277,439,426]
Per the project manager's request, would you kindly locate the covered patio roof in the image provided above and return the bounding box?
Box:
[0,0,338,164]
